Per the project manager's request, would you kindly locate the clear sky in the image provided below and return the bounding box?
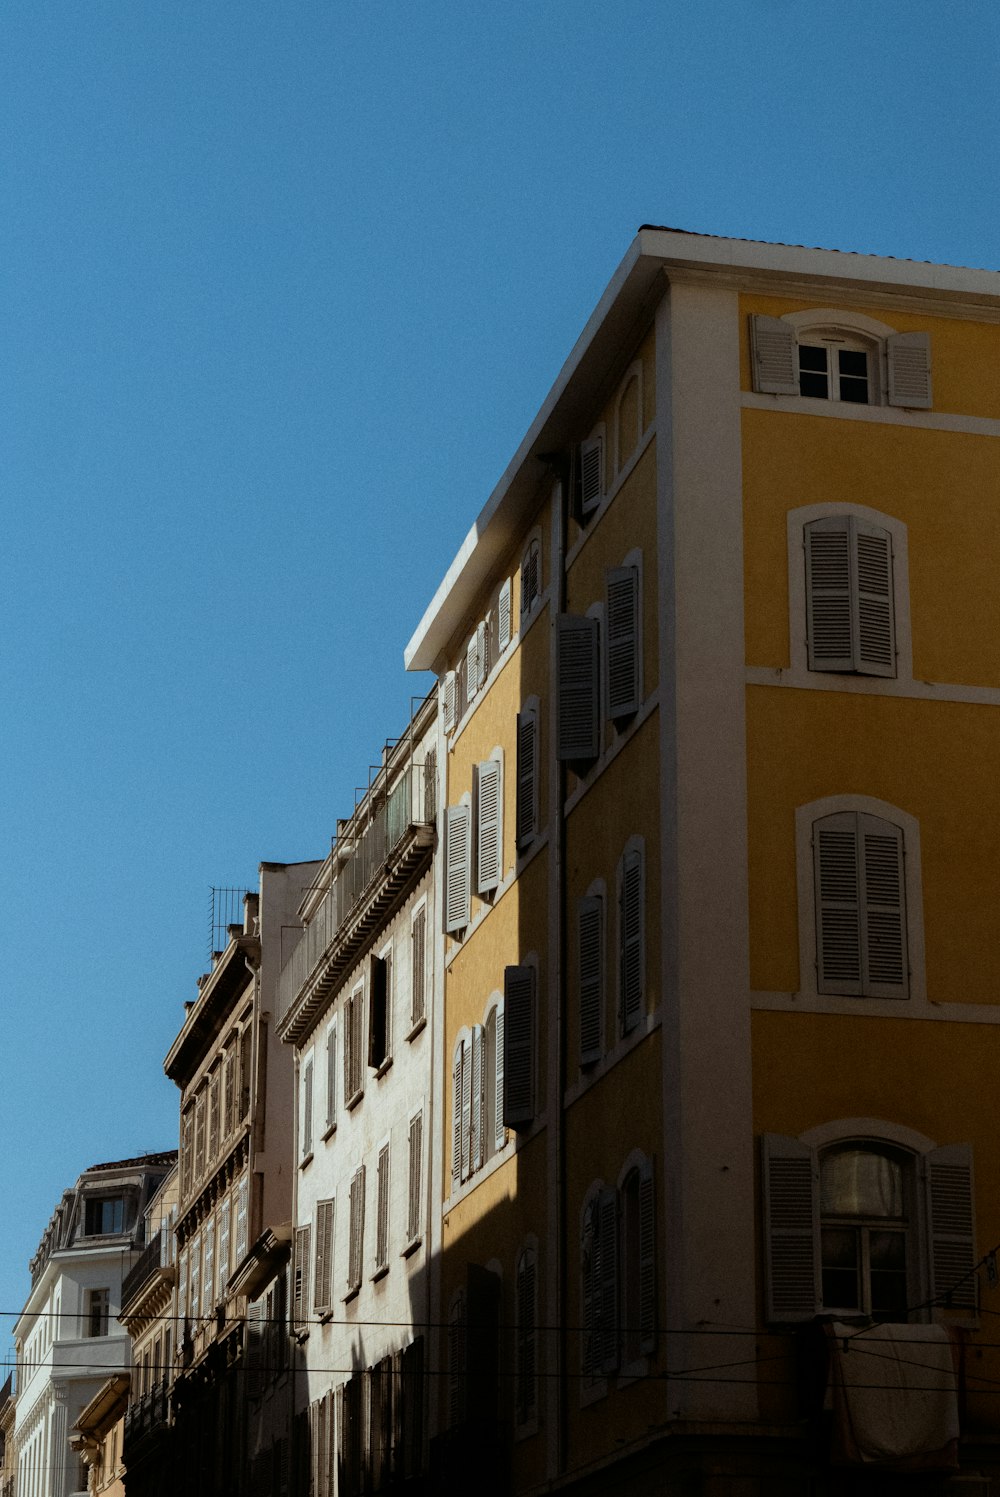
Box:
[2,0,998,1351]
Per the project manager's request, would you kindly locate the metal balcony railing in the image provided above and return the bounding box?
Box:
[123,1379,169,1446]
[277,761,433,1026]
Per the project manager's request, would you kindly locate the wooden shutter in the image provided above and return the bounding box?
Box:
[619,848,644,1032]
[294,1225,311,1325]
[853,521,895,677]
[326,1022,337,1129]
[606,566,640,718]
[638,1160,656,1354]
[476,759,502,893]
[410,907,426,1026]
[761,1134,821,1322]
[581,1204,596,1378]
[448,1293,466,1427]
[493,1004,506,1152]
[442,670,457,733]
[925,1144,977,1314]
[451,1042,464,1192]
[556,614,600,761]
[444,804,471,932]
[461,1034,473,1178]
[578,896,603,1066]
[368,954,389,1068]
[476,620,488,688]
[235,1174,248,1262]
[515,710,538,851]
[580,434,604,517]
[887,331,932,409]
[348,1167,365,1292]
[302,1059,314,1158]
[465,632,481,702]
[315,1200,334,1314]
[521,540,540,616]
[376,1144,390,1271]
[407,1113,423,1242]
[246,1297,265,1400]
[814,812,864,995]
[597,1188,619,1374]
[859,813,907,995]
[751,314,799,395]
[503,966,535,1128]
[805,519,854,672]
[516,1249,537,1422]
[498,578,512,652]
[470,1023,484,1172]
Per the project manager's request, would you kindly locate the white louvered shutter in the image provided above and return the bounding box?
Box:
[410,907,426,1026]
[580,435,604,517]
[476,619,488,689]
[925,1144,977,1314]
[515,710,538,851]
[442,671,457,733]
[348,1167,365,1292]
[325,1022,336,1130]
[444,804,471,932]
[302,1059,314,1159]
[503,966,535,1128]
[246,1297,264,1400]
[606,566,640,718]
[451,1042,464,1192]
[376,1144,390,1271]
[521,540,540,616]
[315,1200,334,1314]
[407,1112,423,1241]
[294,1225,311,1326]
[493,1004,506,1152]
[887,331,932,409]
[805,519,854,672]
[598,1188,619,1373]
[476,759,502,893]
[578,896,603,1066]
[498,578,512,652]
[465,633,480,702]
[556,614,600,761]
[470,1024,484,1172]
[761,1134,821,1322]
[461,1036,472,1180]
[751,315,799,395]
[619,849,643,1032]
[814,812,864,996]
[638,1160,656,1354]
[860,814,907,996]
[853,521,895,677]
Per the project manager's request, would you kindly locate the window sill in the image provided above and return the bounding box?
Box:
[401,1235,422,1259]
[317,1309,335,1325]
[343,1285,360,1304]
[405,1016,427,1043]
[346,1089,364,1112]
[321,1122,336,1143]
[373,1056,393,1080]
[371,1263,389,1283]
[298,1152,314,1172]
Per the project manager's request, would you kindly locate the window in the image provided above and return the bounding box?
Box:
[578,894,604,1067]
[805,516,895,677]
[581,1161,656,1383]
[406,1112,423,1247]
[515,1246,538,1427]
[444,803,471,933]
[235,1173,249,1264]
[497,577,512,652]
[208,1071,221,1163]
[606,564,641,719]
[618,842,644,1034]
[347,1165,365,1297]
[325,1020,337,1131]
[84,1196,124,1236]
[750,313,932,409]
[86,1288,110,1338]
[314,1199,335,1315]
[410,905,427,1029]
[556,614,600,762]
[293,1225,311,1327]
[451,1003,507,1191]
[369,950,391,1071]
[619,1162,656,1364]
[814,811,907,998]
[515,705,539,852]
[447,1290,467,1428]
[301,1056,314,1161]
[217,1196,231,1302]
[375,1144,391,1275]
[761,1132,976,1323]
[466,622,488,702]
[194,1090,207,1181]
[475,755,502,895]
[575,430,605,519]
[223,1044,237,1138]
[520,537,541,617]
[503,965,535,1130]
[581,1189,617,1379]
[203,1220,215,1314]
[344,983,365,1105]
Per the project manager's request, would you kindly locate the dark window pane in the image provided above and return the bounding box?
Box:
[822,1268,860,1309]
[871,1270,908,1316]
[839,350,868,377]
[869,1230,906,1270]
[840,377,869,404]
[799,345,828,372]
[800,371,829,398]
[821,1227,858,1268]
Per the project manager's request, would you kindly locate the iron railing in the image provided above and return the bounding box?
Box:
[123,1380,169,1445]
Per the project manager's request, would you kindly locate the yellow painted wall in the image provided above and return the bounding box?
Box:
[566,327,656,554]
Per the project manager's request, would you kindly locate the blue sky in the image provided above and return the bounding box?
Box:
[2,0,998,1345]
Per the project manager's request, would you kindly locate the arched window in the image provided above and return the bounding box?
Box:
[820,1145,910,1318]
[750,311,932,409]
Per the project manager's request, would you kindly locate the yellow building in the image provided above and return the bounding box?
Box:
[406,229,1000,1493]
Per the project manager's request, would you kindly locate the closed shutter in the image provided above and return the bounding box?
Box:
[597,1187,619,1374]
[805,519,854,672]
[516,1249,537,1422]
[606,566,640,718]
[376,1144,390,1271]
[302,1059,314,1158]
[470,1023,484,1172]
[444,804,471,932]
[461,1033,473,1178]
[582,1205,596,1377]
[521,540,540,616]
[814,812,864,995]
[235,1175,249,1263]
[887,331,932,409]
[619,848,644,1032]
[326,1022,337,1130]
[407,1112,423,1242]
[556,614,600,761]
[854,521,895,677]
[578,896,603,1066]
[860,813,907,995]
[410,907,426,1026]
[451,1041,464,1191]
[761,1134,821,1322]
[466,632,481,702]
[315,1199,335,1313]
[925,1144,977,1314]
[217,1197,231,1302]
[476,759,502,893]
[294,1224,311,1326]
[515,710,538,851]
[348,1167,365,1292]
[442,671,457,733]
[476,619,488,688]
[638,1160,656,1354]
[246,1297,264,1401]
[493,1003,506,1152]
[751,314,799,395]
[580,434,604,517]
[448,1293,466,1427]
[503,966,535,1128]
[498,578,512,652]
[815,812,907,998]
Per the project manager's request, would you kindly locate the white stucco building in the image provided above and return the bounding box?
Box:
[11,1153,175,1497]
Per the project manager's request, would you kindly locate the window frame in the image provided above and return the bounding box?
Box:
[750,309,932,410]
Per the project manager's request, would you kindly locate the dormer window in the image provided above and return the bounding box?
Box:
[84,1196,124,1235]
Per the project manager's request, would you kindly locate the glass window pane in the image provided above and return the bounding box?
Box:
[821,1150,904,1218]
[839,350,868,377]
[799,345,828,372]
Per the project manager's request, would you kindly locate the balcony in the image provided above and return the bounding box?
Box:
[277,759,434,1043]
[123,1379,170,1450]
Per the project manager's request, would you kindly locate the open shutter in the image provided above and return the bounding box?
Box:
[315,1200,334,1314]
[598,1188,619,1373]
[503,966,535,1128]
[859,814,907,997]
[246,1297,265,1400]
[853,521,895,677]
[451,1042,464,1192]
[476,759,502,893]
[494,1004,506,1152]
[498,578,512,652]
[887,331,932,409]
[619,849,644,1032]
[606,566,640,718]
[582,1205,597,1377]
[638,1160,656,1354]
[302,1059,314,1158]
[925,1144,977,1314]
[410,907,426,1026]
[557,614,600,761]
[461,1036,472,1179]
[466,632,481,702]
[814,812,863,995]
[442,671,457,733]
[751,314,799,395]
[470,1024,484,1172]
[376,1144,390,1270]
[444,805,471,932]
[761,1134,820,1322]
[294,1225,311,1326]
[326,1022,337,1130]
[407,1113,423,1242]
[521,540,540,616]
[578,896,603,1066]
[515,710,538,851]
[476,620,488,688]
[348,1167,365,1292]
[579,434,604,517]
[805,519,854,672]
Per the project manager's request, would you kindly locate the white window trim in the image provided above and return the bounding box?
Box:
[614,363,643,477]
[795,794,926,1008]
[786,503,913,686]
[777,309,897,407]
